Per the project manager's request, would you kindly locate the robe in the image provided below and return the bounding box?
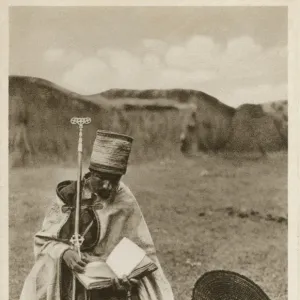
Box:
[19,177,174,300]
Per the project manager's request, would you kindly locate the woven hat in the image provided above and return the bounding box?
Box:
[89,130,133,175]
[191,270,271,300]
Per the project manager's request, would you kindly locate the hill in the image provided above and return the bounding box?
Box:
[9,75,287,167]
[96,88,287,153]
[9,76,185,167]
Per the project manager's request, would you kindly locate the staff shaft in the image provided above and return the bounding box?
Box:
[74,126,83,257]
[70,117,91,256]
[70,117,91,300]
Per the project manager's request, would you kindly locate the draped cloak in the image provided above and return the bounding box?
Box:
[19,178,174,300]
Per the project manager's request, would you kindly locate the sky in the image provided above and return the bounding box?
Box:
[9,6,287,107]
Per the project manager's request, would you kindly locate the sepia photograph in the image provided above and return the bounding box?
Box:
[8,5,289,300]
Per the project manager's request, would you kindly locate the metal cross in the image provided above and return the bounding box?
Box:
[70,116,91,258]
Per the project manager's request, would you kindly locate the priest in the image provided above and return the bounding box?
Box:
[19,130,174,300]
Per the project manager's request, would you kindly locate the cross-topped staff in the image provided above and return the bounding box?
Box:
[70,117,91,300]
[70,117,91,258]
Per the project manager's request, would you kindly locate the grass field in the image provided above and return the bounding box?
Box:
[9,153,287,300]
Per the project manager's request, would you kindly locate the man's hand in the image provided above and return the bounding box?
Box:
[112,276,139,292]
[62,249,88,273]
[81,252,105,263]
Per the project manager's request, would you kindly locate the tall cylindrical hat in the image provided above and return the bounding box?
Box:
[89,130,133,175]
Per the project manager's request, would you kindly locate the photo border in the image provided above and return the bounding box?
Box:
[1,1,299,300]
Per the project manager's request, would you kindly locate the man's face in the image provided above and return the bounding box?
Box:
[88,170,122,200]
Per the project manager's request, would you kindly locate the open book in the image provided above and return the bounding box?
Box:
[74,237,158,290]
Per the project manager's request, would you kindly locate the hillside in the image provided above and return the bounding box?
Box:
[9,76,185,167]
[96,88,287,153]
[9,75,288,167]
[99,88,233,108]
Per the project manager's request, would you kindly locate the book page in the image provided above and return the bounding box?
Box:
[106,237,146,278]
[84,261,116,278]
[74,261,116,290]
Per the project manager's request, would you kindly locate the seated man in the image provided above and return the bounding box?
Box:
[19,130,174,300]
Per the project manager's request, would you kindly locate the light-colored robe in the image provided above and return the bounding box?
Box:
[19,179,174,300]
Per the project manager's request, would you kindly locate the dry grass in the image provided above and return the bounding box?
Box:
[9,153,287,300]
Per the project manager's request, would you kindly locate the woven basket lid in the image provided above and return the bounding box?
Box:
[89,130,133,175]
[191,270,271,300]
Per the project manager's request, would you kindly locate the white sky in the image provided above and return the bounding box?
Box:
[9,6,287,107]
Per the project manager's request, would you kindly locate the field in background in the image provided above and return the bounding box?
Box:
[9,153,287,300]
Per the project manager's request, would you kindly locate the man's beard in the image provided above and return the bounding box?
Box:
[96,189,112,200]
[83,177,117,204]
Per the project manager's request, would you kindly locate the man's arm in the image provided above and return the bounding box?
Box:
[117,183,175,300]
[33,200,88,272]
